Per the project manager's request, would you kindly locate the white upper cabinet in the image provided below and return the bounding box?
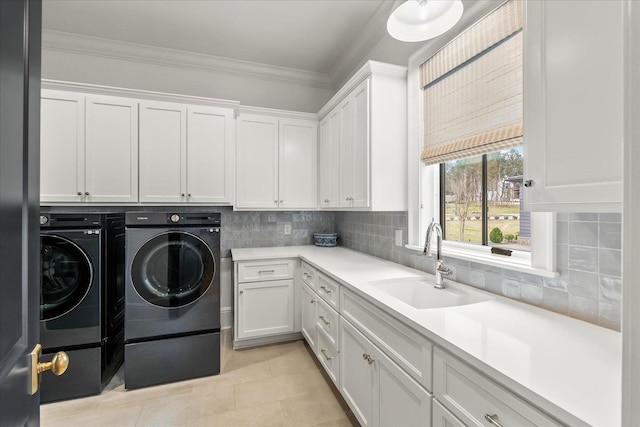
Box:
[187,106,235,204]
[318,61,407,211]
[40,90,138,204]
[85,96,138,203]
[41,91,85,203]
[349,79,370,209]
[139,101,187,203]
[236,113,317,210]
[236,114,280,209]
[278,119,318,210]
[319,108,340,208]
[524,0,623,212]
[139,101,235,204]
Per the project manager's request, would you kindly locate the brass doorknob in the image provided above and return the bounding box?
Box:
[38,351,69,376]
[30,344,70,395]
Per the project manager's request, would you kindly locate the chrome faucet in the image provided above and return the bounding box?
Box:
[423,219,452,289]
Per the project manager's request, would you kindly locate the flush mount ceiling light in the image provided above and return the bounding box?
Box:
[387,0,464,42]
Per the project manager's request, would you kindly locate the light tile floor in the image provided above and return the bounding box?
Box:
[41,331,356,427]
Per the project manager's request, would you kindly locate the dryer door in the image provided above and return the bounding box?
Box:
[130,231,215,308]
[40,235,94,320]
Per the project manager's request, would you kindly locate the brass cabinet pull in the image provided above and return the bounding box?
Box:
[320,285,332,293]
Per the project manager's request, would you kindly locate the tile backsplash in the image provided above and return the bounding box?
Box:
[335,211,622,331]
[43,205,335,259]
[45,205,621,330]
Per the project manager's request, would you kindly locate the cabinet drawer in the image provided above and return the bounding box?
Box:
[317,297,339,349]
[301,261,318,290]
[317,272,340,310]
[317,327,340,386]
[432,399,465,427]
[433,348,562,427]
[341,288,433,391]
[237,260,294,283]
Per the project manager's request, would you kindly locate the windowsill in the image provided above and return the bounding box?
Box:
[405,242,559,278]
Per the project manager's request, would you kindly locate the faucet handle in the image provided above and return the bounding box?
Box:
[437,263,453,276]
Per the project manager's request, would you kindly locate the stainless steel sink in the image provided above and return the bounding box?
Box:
[366,277,489,309]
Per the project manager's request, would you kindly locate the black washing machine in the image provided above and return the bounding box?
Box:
[39,212,125,403]
[124,212,221,389]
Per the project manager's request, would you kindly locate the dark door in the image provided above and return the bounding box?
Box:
[0,0,42,425]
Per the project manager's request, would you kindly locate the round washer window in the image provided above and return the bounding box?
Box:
[131,231,215,308]
[41,235,93,320]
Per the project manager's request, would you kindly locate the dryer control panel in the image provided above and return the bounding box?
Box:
[125,212,221,227]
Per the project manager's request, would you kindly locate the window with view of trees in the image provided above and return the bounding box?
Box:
[441,146,530,251]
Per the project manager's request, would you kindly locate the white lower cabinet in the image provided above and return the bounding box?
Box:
[433,347,562,427]
[432,400,464,427]
[340,317,432,427]
[234,259,297,347]
[316,327,340,386]
[340,318,375,427]
[237,279,294,339]
[301,283,318,351]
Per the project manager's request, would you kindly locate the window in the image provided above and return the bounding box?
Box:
[441,146,530,252]
[406,0,556,276]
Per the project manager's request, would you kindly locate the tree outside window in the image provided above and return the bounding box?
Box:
[442,146,529,251]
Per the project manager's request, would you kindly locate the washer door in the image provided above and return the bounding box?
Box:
[131,231,215,308]
[41,235,94,320]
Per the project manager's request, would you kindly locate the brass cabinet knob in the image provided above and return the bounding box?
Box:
[38,351,69,376]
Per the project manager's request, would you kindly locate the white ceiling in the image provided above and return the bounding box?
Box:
[42,0,395,82]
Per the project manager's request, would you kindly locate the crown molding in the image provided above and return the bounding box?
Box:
[42,79,241,113]
[318,60,407,119]
[238,104,318,121]
[42,30,334,91]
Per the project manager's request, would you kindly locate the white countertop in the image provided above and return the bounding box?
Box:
[231,246,621,427]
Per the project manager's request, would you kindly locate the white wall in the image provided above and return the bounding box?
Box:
[42,46,335,113]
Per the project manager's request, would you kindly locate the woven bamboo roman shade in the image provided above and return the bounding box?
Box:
[420,0,523,165]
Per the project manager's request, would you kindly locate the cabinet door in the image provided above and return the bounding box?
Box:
[139,101,187,203]
[319,108,340,208]
[278,119,318,209]
[350,78,370,208]
[376,346,431,427]
[338,96,353,208]
[40,90,85,203]
[340,318,375,427]
[236,114,279,209]
[301,283,318,351]
[85,96,138,203]
[237,279,294,339]
[524,0,623,212]
[187,106,234,204]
